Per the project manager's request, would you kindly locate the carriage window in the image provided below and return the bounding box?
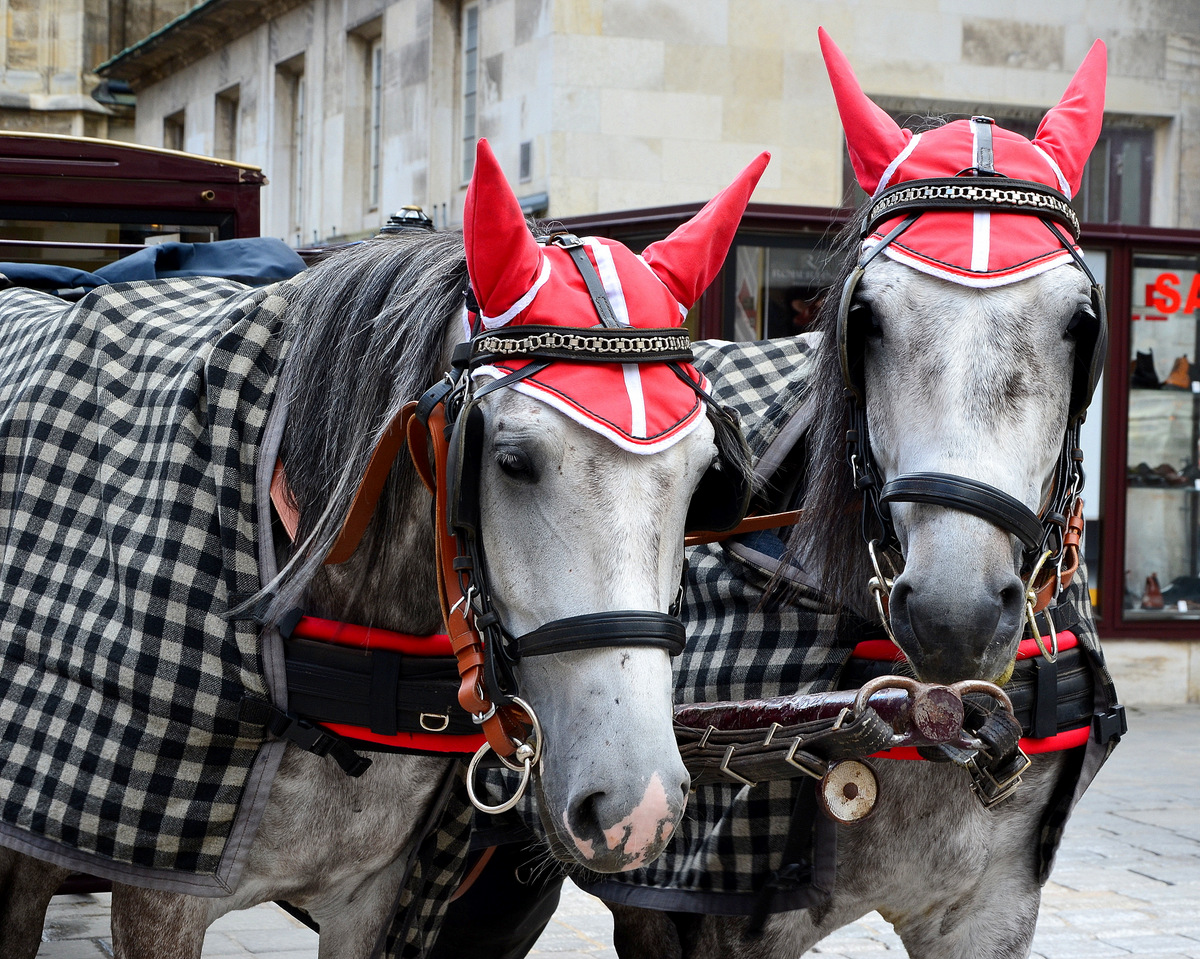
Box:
[725,238,834,340]
[1125,251,1200,620]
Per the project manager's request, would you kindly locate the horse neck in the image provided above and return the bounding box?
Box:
[293,464,444,634]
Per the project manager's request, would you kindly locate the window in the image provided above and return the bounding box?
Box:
[368,38,383,211]
[214,86,239,161]
[1124,251,1200,621]
[275,56,306,242]
[462,4,479,182]
[724,237,836,341]
[519,140,532,182]
[840,109,1157,226]
[163,110,185,152]
[1076,127,1155,226]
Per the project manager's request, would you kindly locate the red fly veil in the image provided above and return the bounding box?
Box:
[463,139,769,452]
[819,28,1106,287]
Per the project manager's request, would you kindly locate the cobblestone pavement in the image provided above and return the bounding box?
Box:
[37,704,1200,958]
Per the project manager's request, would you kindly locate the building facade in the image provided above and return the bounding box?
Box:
[0,0,190,140]
[99,0,1200,242]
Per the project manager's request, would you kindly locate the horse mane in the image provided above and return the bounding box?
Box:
[783,204,878,608]
[259,230,469,619]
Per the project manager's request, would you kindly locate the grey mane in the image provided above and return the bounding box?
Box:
[260,230,469,619]
[785,205,876,606]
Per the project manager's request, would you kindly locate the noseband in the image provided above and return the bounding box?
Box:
[840,167,1106,657]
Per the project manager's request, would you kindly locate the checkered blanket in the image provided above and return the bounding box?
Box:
[0,278,292,892]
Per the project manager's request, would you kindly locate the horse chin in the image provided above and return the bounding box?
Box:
[889,614,1022,686]
[532,774,681,874]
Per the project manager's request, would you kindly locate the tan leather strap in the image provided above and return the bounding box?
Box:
[1030,497,1084,615]
[269,405,416,565]
[415,400,530,759]
[684,509,802,547]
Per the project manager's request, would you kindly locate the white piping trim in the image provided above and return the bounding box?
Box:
[873,132,923,197]
[586,238,649,439]
[881,244,1075,288]
[1031,143,1072,197]
[472,366,704,454]
[479,255,552,329]
[971,210,991,273]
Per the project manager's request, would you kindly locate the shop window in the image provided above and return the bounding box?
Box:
[724,237,835,341]
[1125,252,1200,620]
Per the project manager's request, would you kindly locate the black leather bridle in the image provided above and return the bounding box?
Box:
[415,232,750,714]
[838,138,1107,611]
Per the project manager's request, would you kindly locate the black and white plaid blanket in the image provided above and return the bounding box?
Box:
[0,277,292,892]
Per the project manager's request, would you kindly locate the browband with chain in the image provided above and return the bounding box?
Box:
[866,177,1081,240]
[470,325,694,365]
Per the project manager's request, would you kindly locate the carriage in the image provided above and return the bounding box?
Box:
[1,33,1123,959]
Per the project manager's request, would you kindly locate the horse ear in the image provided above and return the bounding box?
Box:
[463,138,545,321]
[640,151,770,310]
[1032,41,1107,198]
[818,27,912,196]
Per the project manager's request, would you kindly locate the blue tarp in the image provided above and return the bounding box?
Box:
[0,237,307,292]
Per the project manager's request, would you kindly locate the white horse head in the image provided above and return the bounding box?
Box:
[477,388,716,869]
[811,30,1107,685]
[856,259,1093,682]
[458,140,766,870]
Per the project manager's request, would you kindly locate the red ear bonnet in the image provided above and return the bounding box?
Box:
[462,139,769,452]
[820,28,1107,287]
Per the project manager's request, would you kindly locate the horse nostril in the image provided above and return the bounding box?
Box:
[999,581,1025,615]
[567,790,605,839]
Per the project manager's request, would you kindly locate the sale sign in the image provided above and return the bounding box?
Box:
[1140,272,1200,320]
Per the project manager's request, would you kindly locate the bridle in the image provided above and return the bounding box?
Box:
[838,158,1107,661]
[404,232,751,811]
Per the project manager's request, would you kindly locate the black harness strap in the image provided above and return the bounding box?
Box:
[879,472,1045,554]
[515,611,686,657]
[547,233,624,328]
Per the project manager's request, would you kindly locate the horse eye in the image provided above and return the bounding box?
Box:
[851,301,881,337]
[1065,305,1095,337]
[495,447,537,481]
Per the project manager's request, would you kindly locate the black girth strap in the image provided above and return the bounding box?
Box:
[514,610,687,658]
[879,472,1045,554]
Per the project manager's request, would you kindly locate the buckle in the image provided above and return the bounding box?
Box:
[420,712,451,732]
[963,747,1032,808]
[1092,706,1127,745]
